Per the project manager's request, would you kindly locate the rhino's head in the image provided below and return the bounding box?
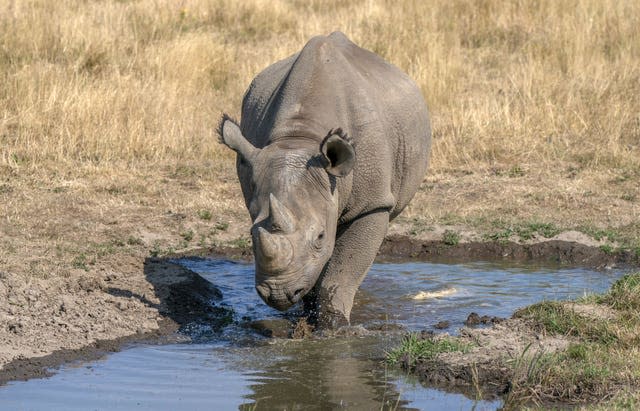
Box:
[219,117,355,311]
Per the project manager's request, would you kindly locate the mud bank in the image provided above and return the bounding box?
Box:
[380,235,639,267]
[394,319,569,397]
[0,259,230,386]
[1,235,637,387]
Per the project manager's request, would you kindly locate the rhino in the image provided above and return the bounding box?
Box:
[219,32,431,328]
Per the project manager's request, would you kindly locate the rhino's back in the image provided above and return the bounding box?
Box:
[240,32,431,222]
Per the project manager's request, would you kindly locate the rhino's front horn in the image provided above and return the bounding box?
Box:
[257,227,293,269]
[269,193,296,233]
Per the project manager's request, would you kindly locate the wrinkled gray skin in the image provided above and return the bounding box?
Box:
[219,32,431,328]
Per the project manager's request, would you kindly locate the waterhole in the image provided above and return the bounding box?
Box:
[0,259,625,410]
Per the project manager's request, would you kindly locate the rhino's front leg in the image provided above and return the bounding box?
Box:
[308,210,390,329]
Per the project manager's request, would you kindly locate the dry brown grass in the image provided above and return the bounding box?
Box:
[1,0,639,172]
[0,0,639,267]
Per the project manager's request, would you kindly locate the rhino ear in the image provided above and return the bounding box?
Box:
[320,130,355,177]
[218,114,258,161]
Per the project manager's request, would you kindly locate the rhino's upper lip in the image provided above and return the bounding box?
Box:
[255,283,298,310]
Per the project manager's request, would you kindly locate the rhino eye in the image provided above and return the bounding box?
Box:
[313,231,325,249]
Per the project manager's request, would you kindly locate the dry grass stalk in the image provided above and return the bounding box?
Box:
[1,0,638,175]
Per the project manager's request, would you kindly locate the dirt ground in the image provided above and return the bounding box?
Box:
[0,164,638,385]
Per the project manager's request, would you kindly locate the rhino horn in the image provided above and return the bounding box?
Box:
[269,193,296,233]
[257,227,293,268]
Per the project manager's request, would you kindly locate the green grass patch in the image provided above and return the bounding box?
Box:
[387,334,469,367]
[442,229,460,246]
[181,230,194,242]
[577,225,623,243]
[484,220,561,242]
[214,221,229,231]
[514,301,619,345]
[149,242,176,258]
[408,217,434,236]
[127,236,144,246]
[505,342,632,408]
[599,244,615,254]
[598,273,640,311]
[505,273,640,407]
[72,253,89,270]
[227,237,250,249]
[390,273,640,405]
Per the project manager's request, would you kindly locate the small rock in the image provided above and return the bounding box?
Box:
[104,273,118,282]
[434,320,450,329]
[116,300,129,311]
[479,315,492,324]
[400,352,411,369]
[7,320,23,334]
[464,313,505,326]
[419,330,435,339]
[77,276,104,292]
[59,295,75,313]
[248,319,292,338]
[464,312,481,326]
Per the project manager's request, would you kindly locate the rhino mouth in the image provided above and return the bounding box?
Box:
[255,281,308,311]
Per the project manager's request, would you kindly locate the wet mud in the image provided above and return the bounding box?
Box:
[380,235,640,267]
[0,259,230,386]
[0,319,179,386]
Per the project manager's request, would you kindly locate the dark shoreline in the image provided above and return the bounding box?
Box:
[1,235,637,387]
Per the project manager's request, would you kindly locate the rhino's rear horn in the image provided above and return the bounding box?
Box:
[269,193,296,233]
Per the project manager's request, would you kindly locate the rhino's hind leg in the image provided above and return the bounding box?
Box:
[309,210,390,329]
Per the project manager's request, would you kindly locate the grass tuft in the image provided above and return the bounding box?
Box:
[599,273,640,312]
[506,273,640,407]
[514,301,618,345]
[387,333,469,367]
[442,230,460,246]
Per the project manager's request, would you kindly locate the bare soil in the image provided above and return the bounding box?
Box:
[0,257,233,385]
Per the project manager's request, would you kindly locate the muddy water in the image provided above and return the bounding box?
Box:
[0,260,625,410]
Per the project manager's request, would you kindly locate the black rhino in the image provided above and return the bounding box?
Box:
[219,32,431,328]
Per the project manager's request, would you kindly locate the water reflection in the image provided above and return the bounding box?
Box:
[233,337,416,410]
